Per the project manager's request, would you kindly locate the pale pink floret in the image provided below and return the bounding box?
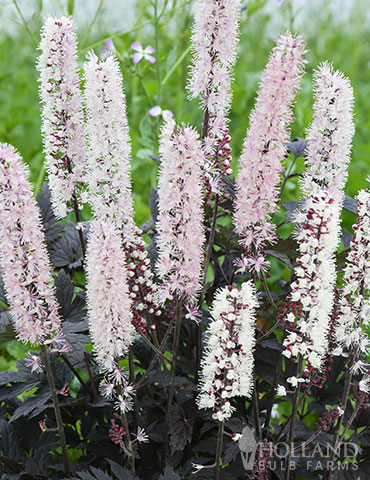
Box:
[188,0,241,142]
[86,220,134,372]
[0,144,63,345]
[156,121,206,303]
[37,16,86,219]
[234,32,306,247]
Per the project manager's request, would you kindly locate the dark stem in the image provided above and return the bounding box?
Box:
[326,350,357,480]
[196,194,220,381]
[40,345,70,476]
[263,353,282,433]
[59,353,90,395]
[128,347,140,428]
[274,370,319,444]
[83,352,98,397]
[214,421,224,480]
[284,356,303,480]
[140,331,172,364]
[65,155,86,257]
[252,376,262,438]
[162,299,182,468]
[336,402,361,447]
[120,409,136,474]
[135,316,175,390]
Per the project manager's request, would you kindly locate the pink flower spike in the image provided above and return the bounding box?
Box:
[156,121,206,303]
[0,143,66,346]
[149,105,162,117]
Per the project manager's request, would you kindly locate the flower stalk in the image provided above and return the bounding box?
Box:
[40,344,70,476]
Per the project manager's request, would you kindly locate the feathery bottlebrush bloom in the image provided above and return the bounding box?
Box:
[84,52,161,330]
[156,120,205,303]
[335,187,370,354]
[37,16,86,219]
[0,144,64,346]
[234,32,306,259]
[86,220,134,372]
[283,64,354,370]
[84,52,134,240]
[282,190,342,369]
[197,282,258,421]
[301,62,355,199]
[188,0,240,143]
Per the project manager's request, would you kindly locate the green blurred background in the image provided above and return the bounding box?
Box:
[1,0,369,228]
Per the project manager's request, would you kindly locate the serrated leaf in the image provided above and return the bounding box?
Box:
[55,270,86,323]
[343,195,358,215]
[0,381,41,401]
[50,221,84,269]
[169,415,192,454]
[10,390,51,422]
[159,466,181,480]
[218,174,236,198]
[0,314,16,344]
[341,229,353,247]
[287,137,307,158]
[36,183,64,242]
[223,440,240,463]
[62,322,90,368]
[0,419,21,459]
[107,460,139,480]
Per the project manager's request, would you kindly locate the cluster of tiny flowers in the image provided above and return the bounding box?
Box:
[37,16,85,219]
[156,121,205,303]
[188,0,240,144]
[124,225,161,334]
[282,191,341,369]
[301,62,355,199]
[233,32,306,270]
[84,52,134,241]
[355,381,370,409]
[336,188,370,354]
[84,52,160,330]
[86,221,134,371]
[283,65,354,371]
[315,406,343,433]
[109,418,125,445]
[197,282,258,421]
[245,439,273,480]
[0,144,65,346]
[204,129,234,214]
